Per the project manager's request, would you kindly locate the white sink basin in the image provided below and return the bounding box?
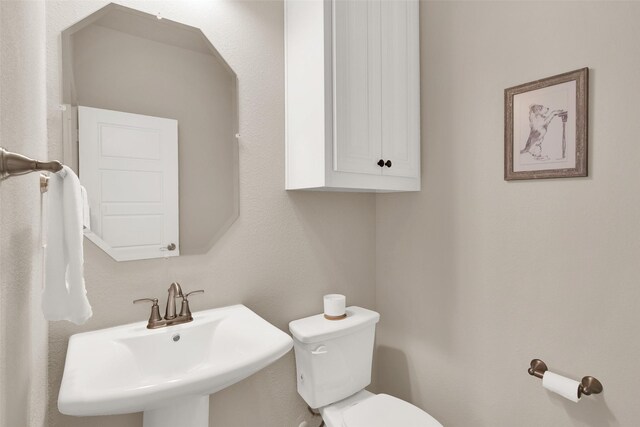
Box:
[58,304,293,427]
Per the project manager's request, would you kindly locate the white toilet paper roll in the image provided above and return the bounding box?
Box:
[542,371,581,402]
[323,294,346,319]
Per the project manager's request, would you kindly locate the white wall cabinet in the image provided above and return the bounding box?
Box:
[285,0,420,192]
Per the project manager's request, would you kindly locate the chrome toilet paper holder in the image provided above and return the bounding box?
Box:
[528,359,603,398]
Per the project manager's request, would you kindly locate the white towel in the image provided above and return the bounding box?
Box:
[43,166,92,324]
[80,185,91,229]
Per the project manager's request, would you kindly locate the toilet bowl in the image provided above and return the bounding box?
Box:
[289,307,443,427]
[320,390,442,427]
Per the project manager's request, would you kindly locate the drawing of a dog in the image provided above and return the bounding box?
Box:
[521,104,566,160]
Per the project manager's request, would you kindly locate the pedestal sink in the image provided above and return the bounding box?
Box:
[58,304,293,427]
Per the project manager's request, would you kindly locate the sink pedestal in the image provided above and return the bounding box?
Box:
[143,395,209,427]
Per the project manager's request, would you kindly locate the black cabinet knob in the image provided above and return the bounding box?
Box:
[377,159,385,167]
[385,160,392,168]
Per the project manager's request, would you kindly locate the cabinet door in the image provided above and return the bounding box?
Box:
[381,0,420,178]
[333,0,382,175]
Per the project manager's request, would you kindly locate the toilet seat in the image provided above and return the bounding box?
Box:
[342,394,442,427]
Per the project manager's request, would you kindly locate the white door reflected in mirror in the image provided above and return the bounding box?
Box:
[79,106,179,261]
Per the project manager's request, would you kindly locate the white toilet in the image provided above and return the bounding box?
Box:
[289,306,443,427]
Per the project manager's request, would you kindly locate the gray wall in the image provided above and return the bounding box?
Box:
[375,2,640,426]
[0,1,48,426]
[1,1,634,426]
[46,1,375,426]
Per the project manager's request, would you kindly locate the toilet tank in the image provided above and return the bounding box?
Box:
[289,306,380,409]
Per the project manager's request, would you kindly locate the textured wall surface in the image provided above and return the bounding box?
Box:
[375,2,640,426]
[0,1,49,426]
[46,1,375,426]
[5,1,638,426]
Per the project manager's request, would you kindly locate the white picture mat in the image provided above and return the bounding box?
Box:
[513,80,576,172]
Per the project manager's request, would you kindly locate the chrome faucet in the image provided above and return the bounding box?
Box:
[165,282,183,320]
[133,282,204,329]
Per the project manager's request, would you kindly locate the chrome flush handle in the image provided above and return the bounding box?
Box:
[311,345,328,355]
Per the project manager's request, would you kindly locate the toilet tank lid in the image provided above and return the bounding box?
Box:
[289,306,380,344]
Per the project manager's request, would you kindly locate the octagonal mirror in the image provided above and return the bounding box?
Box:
[60,3,238,261]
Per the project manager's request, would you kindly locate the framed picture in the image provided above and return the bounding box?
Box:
[504,68,588,180]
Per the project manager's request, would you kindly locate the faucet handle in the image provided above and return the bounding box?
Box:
[185,290,204,298]
[179,290,204,318]
[133,298,158,305]
[133,298,163,328]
